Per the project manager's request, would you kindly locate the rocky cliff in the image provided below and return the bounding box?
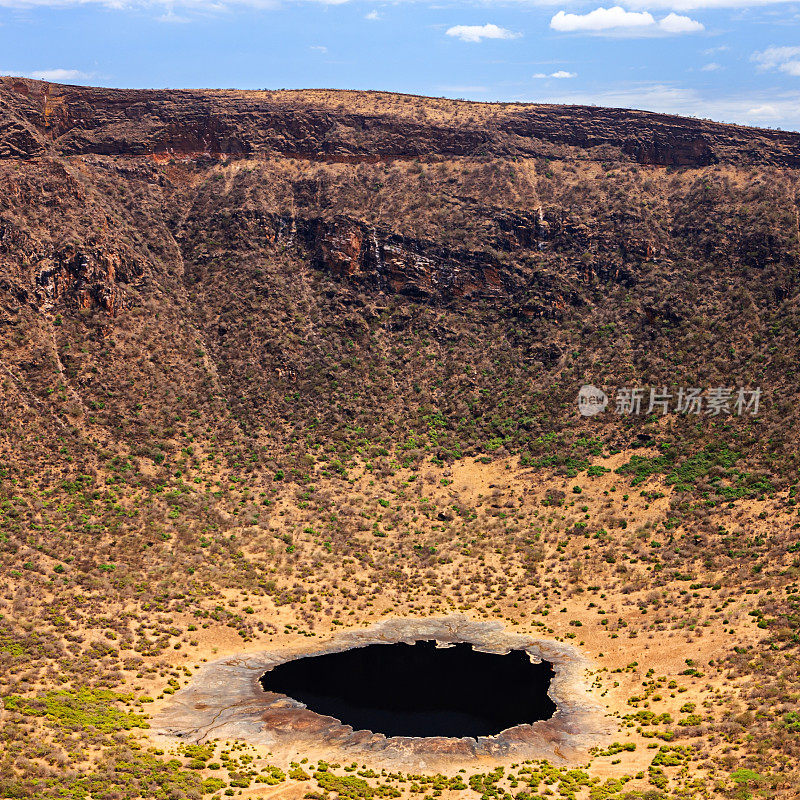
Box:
[0,76,799,495]
[3,76,800,166]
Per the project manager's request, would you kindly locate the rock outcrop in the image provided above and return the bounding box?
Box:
[0,77,798,488]
[2,76,800,167]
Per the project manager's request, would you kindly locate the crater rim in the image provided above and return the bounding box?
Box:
[151,614,615,769]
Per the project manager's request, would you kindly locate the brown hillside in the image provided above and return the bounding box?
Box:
[2,77,800,800]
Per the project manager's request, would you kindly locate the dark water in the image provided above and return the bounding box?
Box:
[259,640,556,738]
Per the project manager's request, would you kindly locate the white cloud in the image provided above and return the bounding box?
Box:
[533,70,577,78]
[658,11,703,32]
[746,104,780,118]
[551,7,655,32]
[28,69,88,82]
[701,61,721,71]
[550,6,703,36]
[310,45,328,53]
[365,9,378,19]
[156,9,190,21]
[752,46,800,77]
[445,23,521,43]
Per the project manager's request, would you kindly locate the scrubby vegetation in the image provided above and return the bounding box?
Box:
[1,85,800,798]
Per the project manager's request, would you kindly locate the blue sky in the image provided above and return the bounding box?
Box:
[1,0,799,130]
